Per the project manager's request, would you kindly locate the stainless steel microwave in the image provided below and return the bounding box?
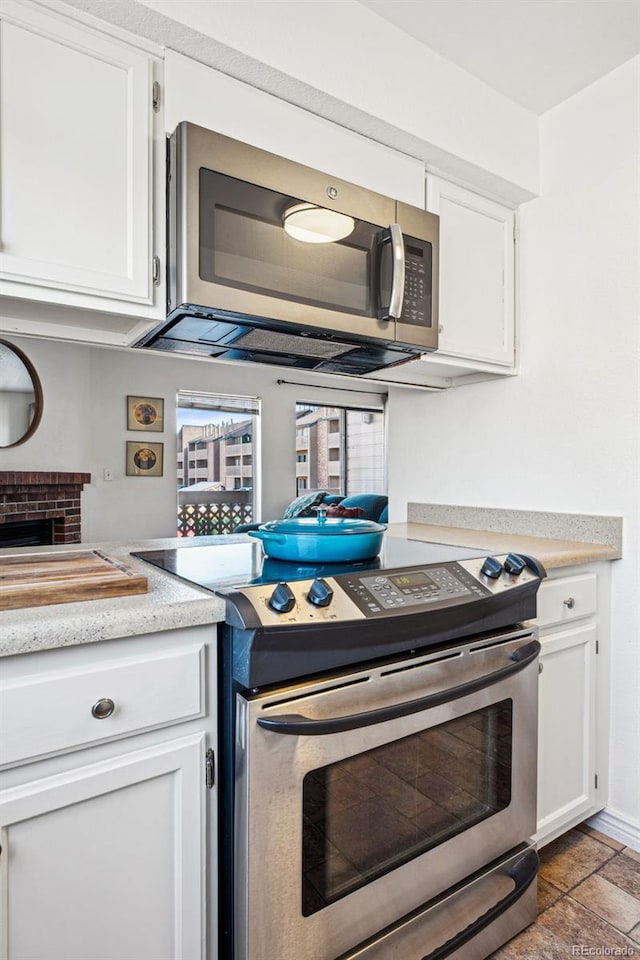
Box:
[138,122,439,375]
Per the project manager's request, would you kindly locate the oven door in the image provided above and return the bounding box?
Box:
[234,629,539,960]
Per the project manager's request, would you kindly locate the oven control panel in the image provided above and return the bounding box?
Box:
[344,563,487,614]
[229,555,544,626]
[340,556,543,618]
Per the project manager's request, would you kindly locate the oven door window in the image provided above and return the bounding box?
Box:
[199,169,391,317]
[302,699,513,916]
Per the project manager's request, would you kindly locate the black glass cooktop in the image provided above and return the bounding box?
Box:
[132,536,489,593]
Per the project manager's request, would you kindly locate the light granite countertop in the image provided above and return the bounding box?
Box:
[385,523,620,568]
[0,536,239,658]
[1,515,621,658]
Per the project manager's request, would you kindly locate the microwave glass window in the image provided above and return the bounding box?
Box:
[199,170,391,317]
[301,699,513,916]
[214,207,368,310]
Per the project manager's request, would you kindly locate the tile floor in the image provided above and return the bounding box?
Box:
[490,823,640,958]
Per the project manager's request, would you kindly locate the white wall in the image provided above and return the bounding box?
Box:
[388,58,640,832]
[0,336,384,542]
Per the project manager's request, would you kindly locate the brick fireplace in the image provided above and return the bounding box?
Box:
[0,472,91,545]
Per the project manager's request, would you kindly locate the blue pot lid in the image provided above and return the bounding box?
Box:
[260,517,386,536]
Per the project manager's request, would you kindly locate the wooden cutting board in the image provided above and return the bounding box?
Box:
[0,550,148,611]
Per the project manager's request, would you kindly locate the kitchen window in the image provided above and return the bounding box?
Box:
[295,403,385,497]
[176,390,260,536]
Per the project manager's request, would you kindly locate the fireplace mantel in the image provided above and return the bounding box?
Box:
[0,472,91,544]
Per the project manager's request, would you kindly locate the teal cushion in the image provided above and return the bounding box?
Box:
[339,494,388,522]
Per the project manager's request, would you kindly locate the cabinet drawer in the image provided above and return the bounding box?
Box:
[535,574,597,629]
[1,646,204,766]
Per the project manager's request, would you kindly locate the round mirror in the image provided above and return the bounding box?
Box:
[0,339,43,447]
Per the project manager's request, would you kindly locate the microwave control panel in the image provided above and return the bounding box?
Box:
[401,239,432,326]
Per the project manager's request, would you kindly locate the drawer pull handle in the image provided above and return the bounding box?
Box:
[91,698,115,720]
[563,597,576,609]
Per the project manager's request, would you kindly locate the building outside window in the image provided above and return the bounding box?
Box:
[176,391,260,536]
[295,403,385,498]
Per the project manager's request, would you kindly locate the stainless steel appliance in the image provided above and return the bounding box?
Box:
[137,123,439,375]
[133,539,545,960]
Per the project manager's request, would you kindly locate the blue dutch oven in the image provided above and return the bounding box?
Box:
[248,511,386,563]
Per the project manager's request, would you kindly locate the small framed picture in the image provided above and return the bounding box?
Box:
[127,395,164,432]
[126,441,164,477]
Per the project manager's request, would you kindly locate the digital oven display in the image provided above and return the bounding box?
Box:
[390,572,436,589]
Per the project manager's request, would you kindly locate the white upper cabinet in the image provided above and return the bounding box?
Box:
[373,174,517,388]
[0,0,164,344]
[427,176,515,369]
[164,50,426,210]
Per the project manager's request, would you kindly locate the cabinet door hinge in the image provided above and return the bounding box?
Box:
[152,80,161,113]
[206,748,215,789]
[152,256,161,286]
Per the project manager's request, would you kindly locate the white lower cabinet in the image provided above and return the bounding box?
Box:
[534,563,610,847]
[0,625,216,960]
[0,736,204,960]
[536,623,597,838]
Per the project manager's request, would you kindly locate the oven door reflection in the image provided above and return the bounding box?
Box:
[301,697,513,916]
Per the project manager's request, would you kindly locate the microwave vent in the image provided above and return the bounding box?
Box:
[233,328,351,359]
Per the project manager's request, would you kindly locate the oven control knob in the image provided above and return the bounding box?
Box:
[307,578,333,608]
[269,581,296,613]
[480,556,503,579]
[504,553,526,576]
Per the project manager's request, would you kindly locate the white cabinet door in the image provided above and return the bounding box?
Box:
[0,1,154,306]
[427,176,515,368]
[0,734,205,960]
[536,623,597,844]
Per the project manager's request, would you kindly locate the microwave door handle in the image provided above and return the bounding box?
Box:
[377,224,405,320]
[256,639,540,736]
[388,223,405,318]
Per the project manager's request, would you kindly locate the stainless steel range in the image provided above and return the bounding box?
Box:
[134,539,545,960]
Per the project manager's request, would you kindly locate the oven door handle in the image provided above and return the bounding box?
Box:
[420,846,539,960]
[256,638,540,735]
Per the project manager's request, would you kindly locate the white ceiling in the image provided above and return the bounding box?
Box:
[357,0,640,114]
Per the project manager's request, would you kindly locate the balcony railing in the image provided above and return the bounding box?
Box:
[224,442,253,457]
[177,490,253,537]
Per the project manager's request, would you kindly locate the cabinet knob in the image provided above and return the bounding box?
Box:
[91,697,115,719]
[539,662,544,674]
[563,597,576,609]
